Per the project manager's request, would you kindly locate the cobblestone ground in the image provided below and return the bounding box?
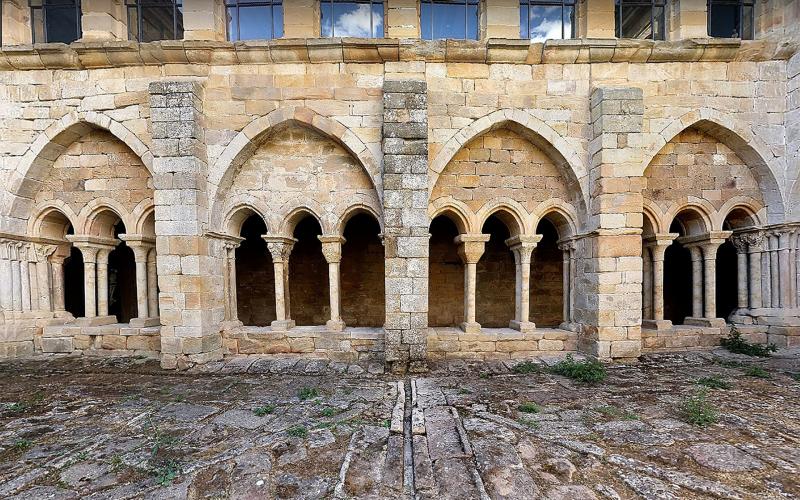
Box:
[0,349,798,499]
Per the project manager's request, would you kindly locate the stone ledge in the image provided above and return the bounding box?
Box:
[0,38,794,70]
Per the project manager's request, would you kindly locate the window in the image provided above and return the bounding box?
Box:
[29,0,81,43]
[421,0,478,40]
[615,0,665,40]
[321,0,383,38]
[126,0,183,42]
[520,0,575,41]
[226,0,283,41]
[708,0,753,39]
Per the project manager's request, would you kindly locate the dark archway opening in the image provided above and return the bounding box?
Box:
[63,227,84,318]
[715,240,738,320]
[236,215,275,326]
[476,215,514,328]
[664,219,693,324]
[109,222,137,323]
[532,218,563,327]
[289,216,328,326]
[341,213,385,327]
[428,216,463,327]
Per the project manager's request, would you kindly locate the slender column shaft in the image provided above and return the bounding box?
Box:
[28,258,39,312]
[789,232,797,308]
[11,248,22,312]
[688,246,703,318]
[562,249,571,322]
[273,261,287,321]
[96,249,112,317]
[51,256,67,313]
[748,247,762,309]
[464,261,478,324]
[147,251,158,317]
[37,258,51,312]
[227,246,238,321]
[265,237,296,328]
[702,244,720,319]
[507,236,539,330]
[642,247,653,320]
[520,256,532,323]
[19,246,31,312]
[779,232,791,309]
[283,261,291,319]
[320,236,346,330]
[83,258,97,318]
[455,235,489,332]
[736,249,748,309]
[0,243,12,312]
[762,241,771,308]
[769,236,779,308]
[328,261,341,321]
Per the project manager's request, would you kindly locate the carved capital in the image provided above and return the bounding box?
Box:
[263,236,297,263]
[319,235,346,264]
[455,234,490,264]
[506,235,542,265]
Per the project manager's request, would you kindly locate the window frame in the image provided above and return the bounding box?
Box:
[225,0,283,41]
[125,0,183,42]
[29,0,82,44]
[320,0,385,38]
[519,0,576,41]
[614,0,666,41]
[707,0,754,40]
[420,0,480,41]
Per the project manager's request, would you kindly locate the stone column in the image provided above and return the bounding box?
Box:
[222,240,242,324]
[779,230,792,309]
[126,241,154,321]
[745,232,764,310]
[641,246,653,320]
[558,240,577,327]
[183,0,227,41]
[730,234,750,312]
[700,240,724,320]
[11,243,23,313]
[50,251,70,318]
[647,235,675,326]
[34,244,57,313]
[687,244,704,319]
[264,237,297,330]
[25,245,40,312]
[382,78,429,372]
[150,80,223,369]
[769,233,780,308]
[18,244,31,313]
[320,236,346,332]
[455,234,490,334]
[762,236,772,308]
[80,0,126,41]
[506,235,541,332]
[0,241,14,315]
[80,246,99,319]
[147,248,158,318]
[95,247,113,318]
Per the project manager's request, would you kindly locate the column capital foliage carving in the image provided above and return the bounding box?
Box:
[263,236,297,263]
[455,234,490,264]
[319,236,346,264]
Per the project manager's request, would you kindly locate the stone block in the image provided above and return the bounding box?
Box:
[41,337,74,353]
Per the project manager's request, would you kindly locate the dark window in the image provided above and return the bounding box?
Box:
[126,0,183,42]
[321,0,383,38]
[226,0,283,41]
[520,0,575,41]
[29,0,81,43]
[708,0,753,39]
[615,0,665,40]
[421,0,479,40]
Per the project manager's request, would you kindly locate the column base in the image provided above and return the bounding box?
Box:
[684,317,727,328]
[460,322,481,334]
[642,319,673,330]
[559,322,581,332]
[219,320,244,331]
[130,317,161,328]
[326,319,346,332]
[271,319,296,330]
[54,311,75,320]
[73,315,117,327]
[509,320,536,332]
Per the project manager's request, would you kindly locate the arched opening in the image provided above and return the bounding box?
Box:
[108,221,137,323]
[663,211,706,325]
[236,214,276,326]
[63,225,84,318]
[476,215,515,328]
[718,208,758,321]
[532,217,564,327]
[289,215,328,326]
[428,215,463,327]
[341,213,385,327]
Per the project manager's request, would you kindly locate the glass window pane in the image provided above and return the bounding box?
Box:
[528,5,563,42]
[619,5,654,39]
[321,2,333,37]
[421,2,432,39]
[140,5,175,41]
[432,3,466,39]
[709,4,739,38]
[372,2,383,37]
[742,5,753,40]
[333,2,375,37]
[466,3,477,39]
[45,5,79,43]
[520,4,528,39]
[238,5,273,40]
[226,6,238,41]
[652,6,664,40]
[273,4,283,37]
[564,5,574,37]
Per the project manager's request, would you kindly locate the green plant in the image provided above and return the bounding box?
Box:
[12,439,32,451]
[680,389,718,427]
[254,404,276,417]
[109,454,124,472]
[791,373,800,382]
[6,402,26,414]
[550,355,607,383]
[517,417,539,429]
[512,361,541,374]
[479,372,490,379]
[744,366,771,379]
[287,425,308,438]
[298,387,320,401]
[151,458,181,486]
[696,375,732,390]
[518,402,541,414]
[381,419,391,428]
[721,327,777,357]
[713,358,745,368]
[319,407,337,418]
[596,405,637,420]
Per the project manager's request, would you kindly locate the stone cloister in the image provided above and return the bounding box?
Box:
[2,2,800,372]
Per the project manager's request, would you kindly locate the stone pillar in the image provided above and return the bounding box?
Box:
[486,0,520,38]
[558,240,577,327]
[382,78,429,372]
[645,235,675,327]
[80,0,126,41]
[264,236,297,330]
[18,244,31,313]
[147,248,158,318]
[641,246,652,320]
[221,240,243,324]
[50,251,69,317]
[668,0,708,40]
[1,0,32,45]
[778,230,792,309]
[283,0,319,37]
[506,235,541,332]
[687,244,704,319]
[730,234,750,311]
[0,241,13,315]
[746,233,764,309]
[455,234,490,334]
[183,0,227,41]
[579,0,615,38]
[34,244,57,313]
[386,0,420,38]
[583,86,645,359]
[95,247,112,317]
[320,236,346,332]
[762,235,772,308]
[769,233,780,308]
[150,80,223,369]
[80,246,99,319]
[10,243,23,313]
[701,240,724,320]
[126,240,154,320]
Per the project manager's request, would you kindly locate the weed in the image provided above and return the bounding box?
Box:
[76,451,89,461]
[298,387,320,401]
[253,404,276,417]
[512,361,541,374]
[744,366,771,379]
[287,425,308,438]
[596,405,637,420]
[151,458,181,486]
[319,407,337,418]
[6,402,26,414]
[550,355,607,383]
[381,419,391,428]
[458,388,471,395]
[12,439,32,451]
[696,375,732,390]
[721,327,777,357]
[479,372,490,379]
[713,358,745,368]
[791,373,800,382]
[109,454,124,472]
[517,417,539,429]
[518,402,541,414]
[680,389,718,427]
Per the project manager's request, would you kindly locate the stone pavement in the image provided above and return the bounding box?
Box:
[0,349,798,499]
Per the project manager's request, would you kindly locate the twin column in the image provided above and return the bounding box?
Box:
[682,234,728,326]
[0,240,59,319]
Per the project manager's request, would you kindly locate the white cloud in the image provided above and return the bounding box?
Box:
[529,19,563,42]
[334,4,383,37]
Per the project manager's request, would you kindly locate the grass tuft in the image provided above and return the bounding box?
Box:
[512,361,542,374]
[744,366,771,379]
[696,375,732,390]
[680,389,718,427]
[550,355,607,383]
[254,404,276,417]
[298,387,320,401]
[518,402,541,414]
[12,439,32,451]
[287,425,308,438]
[721,327,777,357]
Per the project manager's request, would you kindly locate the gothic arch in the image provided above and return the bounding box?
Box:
[641,109,785,221]
[428,198,474,234]
[335,204,384,236]
[79,198,131,238]
[28,201,78,239]
[531,199,579,239]
[429,108,589,222]
[278,207,325,237]
[209,106,383,230]
[476,199,528,237]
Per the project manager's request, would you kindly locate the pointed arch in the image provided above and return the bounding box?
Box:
[428,198,474,234]
[79,198,131,238]
[531,199,579,239]
[335,204,384,236]
[28,201,78,240]
[209,106,383,230]
[279,206,325,237]
[476,199,528,237]
[429,108,589,223]
[641,109,785,221]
